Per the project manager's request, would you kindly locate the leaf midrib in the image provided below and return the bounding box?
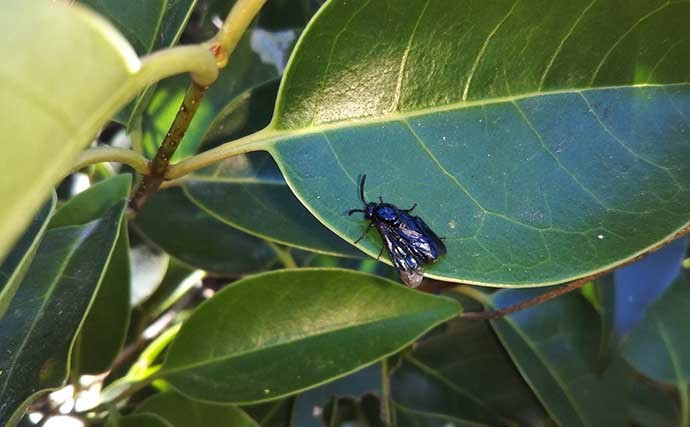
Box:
[160,305,454,377]
[0,222,95,395]
[265,82,688,137]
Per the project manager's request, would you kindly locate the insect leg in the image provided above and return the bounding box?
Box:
[347,208,365,216]
[353,222,375,244]
[376,245,385,260]
[402,203,417,212]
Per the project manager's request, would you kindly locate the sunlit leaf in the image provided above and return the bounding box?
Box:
[159,269,460,403]
[0,1,140,262]
[232,0,690,285]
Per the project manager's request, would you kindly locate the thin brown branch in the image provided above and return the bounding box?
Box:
[129,81,208,211]
[454,223,690,320]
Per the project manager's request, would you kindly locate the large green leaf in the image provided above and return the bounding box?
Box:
[0,0,140,263]
[490,290,628,426]
[158,269,460,403]
[80,0,198,126]
[0,196,55,318]
[0,177,129,425]
[391,298,548,426]
[133,188,277,275]
[214,0,690,286]
[137,391,259,427]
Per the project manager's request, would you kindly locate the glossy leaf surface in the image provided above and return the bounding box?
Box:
[490,290,628,426]
[249,0,690,286]
[0,196,55,318]
[134,188,276,275]
[137,391,259,427]
[0,176,129,424]
[0,0,139,262]
[160,269,460,403]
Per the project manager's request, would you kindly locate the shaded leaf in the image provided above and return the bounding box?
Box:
[243,398,295,427]
[623,275,690,387]
[391,297,548,426]
[490,289,629,426]
[0,1,139,262]
[292,364,382,427]
[0,196,55,318]
[71,222,131,375]
[0,176,129,424]
[159,269,460,403]
[137,390,258,427]
[133,188,276,275]
[628,377,681,427]
[242,0,690,285]
[106,412,172,427]
[594,237,689,364]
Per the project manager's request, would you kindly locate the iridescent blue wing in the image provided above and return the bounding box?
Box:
[396,212,447,263]
[376,222,425,287]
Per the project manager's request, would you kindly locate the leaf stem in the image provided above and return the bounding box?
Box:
[268,242,298,269]
[381,358,393,425]
[72,147,149,175]
[680,384,689,427]
[459,224,690,320]
[165,128,274,179]
[450,284,490,305]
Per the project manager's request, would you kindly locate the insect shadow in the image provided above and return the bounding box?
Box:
[347,174,446,287]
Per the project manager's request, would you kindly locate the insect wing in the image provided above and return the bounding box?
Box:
[396,212,447,263]
[377,222,424,287]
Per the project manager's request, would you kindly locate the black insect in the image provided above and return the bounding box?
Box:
[347,175,446,287]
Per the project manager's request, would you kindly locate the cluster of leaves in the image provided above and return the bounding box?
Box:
[0,0,689,426]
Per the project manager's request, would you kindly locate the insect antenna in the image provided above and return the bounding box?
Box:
[358,174,368,204]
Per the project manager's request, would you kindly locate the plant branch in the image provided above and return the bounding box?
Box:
[129,81,209,210]
[457,224,690,320]
[72,147,149,174]
[128,0,269,210]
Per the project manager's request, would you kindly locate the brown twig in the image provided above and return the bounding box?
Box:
[129,82,208,211]
[452,224,690,320]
